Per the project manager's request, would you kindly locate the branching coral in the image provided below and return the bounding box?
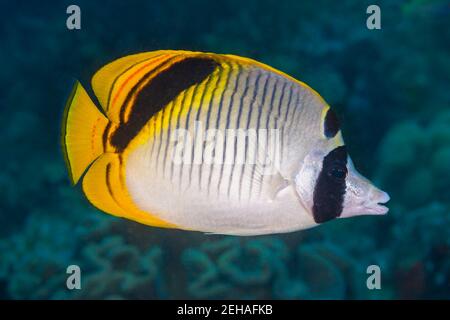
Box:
[0,213,78,299]
[272,243,351,299]
[72,236,165,299]
[182,238,286,299]
[0,211,166,300]
[182,238,355,299]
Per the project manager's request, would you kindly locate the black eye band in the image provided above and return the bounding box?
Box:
[312,146,348,223]
[324,108,340,139]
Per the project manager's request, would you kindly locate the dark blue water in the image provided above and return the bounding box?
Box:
[0,0,449,299]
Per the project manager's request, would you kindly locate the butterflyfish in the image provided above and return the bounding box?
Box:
[62,50,390,235]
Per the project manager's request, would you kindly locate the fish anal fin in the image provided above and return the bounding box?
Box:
[82,153,177,229]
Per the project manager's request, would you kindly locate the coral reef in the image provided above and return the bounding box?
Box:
[373,110,450,298]
[393,203,450,299]
[0,213,79,299]
[0,212,167,299]
[69,236,165,299]
[376,111,450,208]
[181,238,357,299]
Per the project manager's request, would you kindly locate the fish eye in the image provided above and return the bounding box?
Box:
[328,165,347,180]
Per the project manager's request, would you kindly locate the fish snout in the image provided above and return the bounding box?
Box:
[363,187,390,215]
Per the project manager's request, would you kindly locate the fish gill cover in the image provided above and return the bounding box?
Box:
[0,0,449,299]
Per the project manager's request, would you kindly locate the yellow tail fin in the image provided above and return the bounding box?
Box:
[62,80,177,229]
[62,81,109,185]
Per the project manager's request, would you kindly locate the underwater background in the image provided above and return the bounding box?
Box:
[0,0,449,299]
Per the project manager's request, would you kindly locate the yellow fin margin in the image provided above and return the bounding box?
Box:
[82,153,177,229]
[92,51,168,113]
[62,81,108,185]
[91,50,194,123]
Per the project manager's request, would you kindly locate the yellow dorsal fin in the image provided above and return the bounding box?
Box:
[91,50,326,124]
[91,50,193,123]
[82,153,178,229]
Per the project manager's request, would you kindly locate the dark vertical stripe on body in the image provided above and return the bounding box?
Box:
[149,115,158,162]
[280,84,293,165]
[226,72,251,198]
[169,85,190,182]
[292,89,307,133]
[198,64,225,191]
[267,80,286,185]
[276,81,287,124]
[257,77,280,197]
[163,92,186,177]
[154,101,170,173]
[283,84,294,125]
[248,74,270,199]
[285,89,301,148]
[206,62,233,196]
[188,72,216,188]
[216,64,242,195]
[178,82,202,188]
[237,72,262,201]
[287,89,300,130]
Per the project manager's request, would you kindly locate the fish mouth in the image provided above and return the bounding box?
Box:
[365,203,389,215]
[344,190,390,217]
[363,191,390,215]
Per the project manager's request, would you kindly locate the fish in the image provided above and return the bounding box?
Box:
[61,50,390,236]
